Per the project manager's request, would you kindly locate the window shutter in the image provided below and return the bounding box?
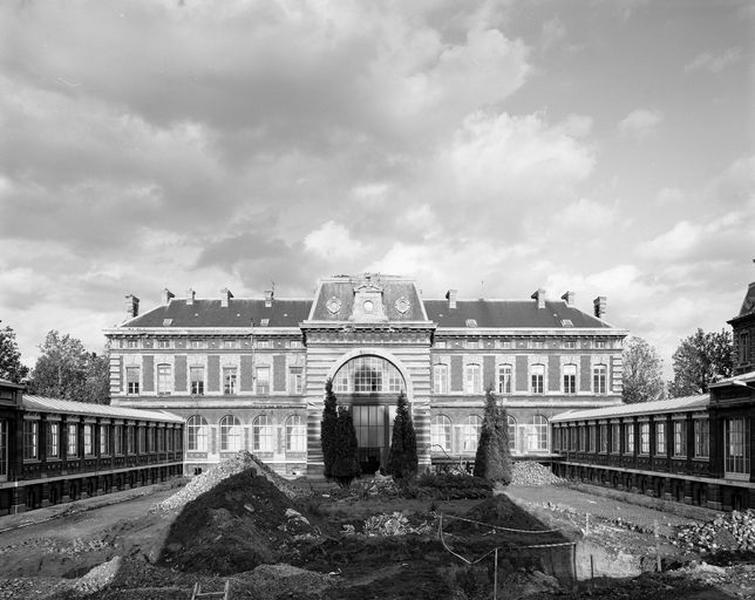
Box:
[240,355,254,391]
[483,356,495,391]
[450,356,463,392]
[207,355,220,392]
[273,355,287,392]
[515,356,528,391]
[548,355,560,392]
[142,356,154,392]
[580,355,591,392]
[174,356,187,392]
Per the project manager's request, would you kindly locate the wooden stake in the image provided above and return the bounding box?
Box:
[493,547,498,600]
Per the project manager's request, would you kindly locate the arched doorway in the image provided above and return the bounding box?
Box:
[331,354,407,474]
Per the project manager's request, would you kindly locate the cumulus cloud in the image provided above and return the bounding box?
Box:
[617,108,663,140]
[684,47,742,73]
[304,221,366,261]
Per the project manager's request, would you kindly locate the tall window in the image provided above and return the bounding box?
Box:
[430,415,452,452]
[253,415,274,452]
[157,340,171,349]
[639,422,650,454]
[655,421,666,455]
[126,367,140,394]
[223,367,238,395]
[724,417,750,475]
[114,425,123,455]
[624,422,634,454]
[563,364,577,394]
[47,422,60,458]
[126,425,135,454]
[694,418,709,458]
[588,425,596,452]
[0,420,7,479]
[157,364,172,394]
[190,366,205,395]
[289,367,303,394]
[462,415,482,452]
[68,423,79,456]
[599,423,608,453]
[464,364,482,394]
[528,415,548,451]
[433,364,449,394]
[593,365,607,394]
[740,331,751,364]
[82,424,92,455]
[507,415,517,452]
[286,415,307,452]
[530,364,545,394]
[23,421,38,460]
[673,420,686,456]
[186,416,209,452]
[100,424,110,455]
[256,366,270,395]
[219,415,243,452]
[611,423,620,454]
[498,364,512,394]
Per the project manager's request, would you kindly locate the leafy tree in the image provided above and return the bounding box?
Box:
[331,406,360,488]
[386,391,418,480]
[0,325,29,383]
[28,330,110,404]
[668,328,733,397]
[473,389,512,485]
[320,378,338,479]
[622,336,666,403]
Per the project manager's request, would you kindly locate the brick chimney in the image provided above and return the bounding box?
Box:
[221,288,233,308]
[125,294,140,318]
[561,291,575,306]
[162,288,175,304]
[593,296,607,319]
[531,288,546,309]
[186,288,195,306]
[264,289,274,308]
[445,289,458,310]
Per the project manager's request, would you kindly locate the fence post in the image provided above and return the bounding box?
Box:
[493,547,498,600]
[654,520,661,572]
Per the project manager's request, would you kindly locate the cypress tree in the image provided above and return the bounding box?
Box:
[320,378,338,479]
[473,389,512,484]
[386,392,418,480]
[332,406,360,487]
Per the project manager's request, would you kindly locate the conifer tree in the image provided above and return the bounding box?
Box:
[332,406,360,487]
[386,391,418,480]
[473,389,512,484]
[320,378,338,479]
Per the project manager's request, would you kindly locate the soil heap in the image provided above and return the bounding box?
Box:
[159,468,316,575]
[155,451,300,513]
[510,461,564,486]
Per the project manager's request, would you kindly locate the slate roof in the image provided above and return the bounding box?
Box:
[22,395,184,423]
[731,282,755,321]
[424,299,611,329]
[550,394,710,422]
[122,299,312,329]
[309,278,428,322]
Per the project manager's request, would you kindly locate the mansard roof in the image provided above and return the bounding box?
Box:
[424,299,612,329]
[730,281,755,323]
[121,298,312,329]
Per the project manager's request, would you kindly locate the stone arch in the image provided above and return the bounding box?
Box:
[326,347,414,405]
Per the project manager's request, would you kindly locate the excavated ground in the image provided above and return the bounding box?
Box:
[1,462,754,600]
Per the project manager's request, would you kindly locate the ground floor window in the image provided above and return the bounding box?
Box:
[47,422,60,457]
[253,415,274,452]
[655,421,666,455]
[673,420,686,457]
[694,418,709,458]
[725,417,750,476]
[430,415,452,452]
[639,422,650,454]
[507,415,517,452]
[526,415,548,452]
[286,415,307,452]
[187,415,209,452]
[23,420,38,460]
[0,420,7,479]
[220,415,243,452]
[462,415,482,452]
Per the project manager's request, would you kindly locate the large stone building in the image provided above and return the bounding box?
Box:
[104,274,628,475]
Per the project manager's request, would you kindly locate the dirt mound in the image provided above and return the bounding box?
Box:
[159,468,316,575]
[155,451,300,513]
[449,494,556,533]
[672,509,755,555]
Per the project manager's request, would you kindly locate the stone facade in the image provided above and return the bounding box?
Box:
[105,274,628,475]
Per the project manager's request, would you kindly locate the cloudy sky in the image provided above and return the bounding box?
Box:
[1,0,753,376]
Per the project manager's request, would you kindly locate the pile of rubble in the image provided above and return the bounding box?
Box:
[672,509,755,554]
[362,512,435,537]
[155,451,300,512]
[72,556,122,595]
[509,461,564,486]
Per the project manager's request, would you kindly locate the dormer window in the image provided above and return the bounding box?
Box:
[465,319,478,328]
[260,318,270,327]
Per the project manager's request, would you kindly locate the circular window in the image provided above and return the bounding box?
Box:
[363,300,374,313]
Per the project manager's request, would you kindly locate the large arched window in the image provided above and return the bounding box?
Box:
[333,356,405,394]
[286,415,307,452]
[186,415,209,452]
[219,415,243,452]
[253,415,274,452]
[430,415,452,452]
[527,415,549,452]
[507,415,517,452]
[462,415,482,452]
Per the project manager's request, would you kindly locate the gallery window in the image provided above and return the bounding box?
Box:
[253,415,274,452]
[186,415,209,452]
[286,415,307,452]
[219,415,243,452]
[430,415,452,452]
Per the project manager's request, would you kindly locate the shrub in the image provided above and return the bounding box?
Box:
[473,389,512,485]
[320,379,338,480]
[331,406,360,488]
[386,391,418,480]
